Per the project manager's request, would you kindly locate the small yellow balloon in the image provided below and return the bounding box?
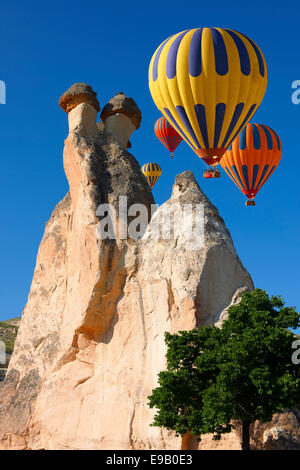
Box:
[141,163,162,190]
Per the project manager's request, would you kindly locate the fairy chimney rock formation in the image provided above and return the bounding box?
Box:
[59,83,100,113]
[0,83,298,450]
[100,92,141,149]
[59,83,100,138]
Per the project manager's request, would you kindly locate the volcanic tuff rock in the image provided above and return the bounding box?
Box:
[59,83,100,114]
[100,92,142,129]
[0,84,298,450]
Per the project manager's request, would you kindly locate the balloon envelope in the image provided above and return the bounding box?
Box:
[221,123,282,201]
[141,162,162,189]
[149,28,268,166]
[154,116,182,156]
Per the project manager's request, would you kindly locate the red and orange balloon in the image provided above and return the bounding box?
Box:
[154,116,182,157]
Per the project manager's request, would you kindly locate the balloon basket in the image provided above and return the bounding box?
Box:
[203,169,221,179]
[245,199,256,206]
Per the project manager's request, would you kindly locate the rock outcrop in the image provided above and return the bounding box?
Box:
[0,84,297,450]
[59,83,100,113]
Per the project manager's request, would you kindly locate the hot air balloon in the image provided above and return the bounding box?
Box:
[220,123,282,205]
[141,162,162,190]
[149,28,268,177]
[154,116,182,157]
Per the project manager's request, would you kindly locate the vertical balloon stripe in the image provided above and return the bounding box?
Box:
[252,124,261,149]
[272,129,281,151]
[194,104,209,149]
[232,165,245,189]
[258,165,276,189]
[214,103,226,148]
[152,36,174,81]
[188,28,203,77]
[242,165,250,189]
[163,108,196,149]
[255,164,269,189]
[239,32,265,77]
[224,29,250,75]
[260,124,273,150]
[251,164,260,189]
[221,103,244,148]
[210,28,228,75]
[166,31,189,79]
[239,127,247,150]
[176,105,201,148]
[224,165,244,191]
[226,104,257,147]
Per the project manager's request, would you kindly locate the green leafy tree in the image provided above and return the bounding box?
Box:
[148,289,300,450]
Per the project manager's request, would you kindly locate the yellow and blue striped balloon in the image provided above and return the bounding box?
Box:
[141,162,162,190]
[149,28,268,166]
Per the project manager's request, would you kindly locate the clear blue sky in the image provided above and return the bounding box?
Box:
[0,0,299,333]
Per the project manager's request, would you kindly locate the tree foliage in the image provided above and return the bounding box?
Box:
[148,289,300,443]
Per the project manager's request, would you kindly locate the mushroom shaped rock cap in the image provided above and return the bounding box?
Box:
[100,92,141,129]
[59,83,100,113]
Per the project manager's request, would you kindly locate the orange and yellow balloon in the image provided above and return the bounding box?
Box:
[141,162,162,190]
[221,123,282,205]
[149,28,268,167]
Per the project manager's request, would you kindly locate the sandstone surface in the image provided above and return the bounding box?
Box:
[1,84,297,450]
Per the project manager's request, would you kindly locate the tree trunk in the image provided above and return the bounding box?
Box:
[181,430,199,450]
[241,421,251,450]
